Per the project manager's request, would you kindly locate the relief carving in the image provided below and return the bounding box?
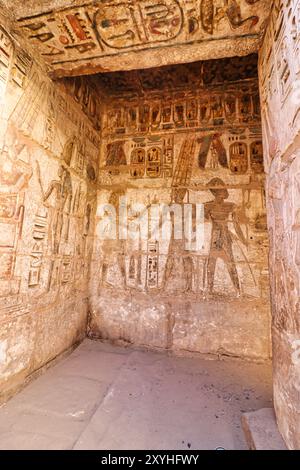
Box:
[102,83,260,136]
[198,133,228,169]
[204,177,249,296]
[98,190,127,291]
[98,65,267,300]
[36,162,73,255]
[0,138,31,297]
[15,1,270,74]
[0,23,101,400]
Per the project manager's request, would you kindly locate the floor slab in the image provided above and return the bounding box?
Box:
[242,408,287,450]
[0,340,272,450]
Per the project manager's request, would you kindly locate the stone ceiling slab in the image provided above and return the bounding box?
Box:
[2,1,272,77]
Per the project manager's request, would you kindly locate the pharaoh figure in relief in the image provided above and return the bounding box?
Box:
[293,172,300,282]
[15,0,270,76]
[98,190,127,291]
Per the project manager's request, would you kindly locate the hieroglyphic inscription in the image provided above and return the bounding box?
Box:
[100,61,267,298]
[0,143,31,297]
[104,83,260,136]
[15,1,270,72]
[146,241,159,289]
[0,27,13,100]
[28,210,48,287]
[130,136,174,179]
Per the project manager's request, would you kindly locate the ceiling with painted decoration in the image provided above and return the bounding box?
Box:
[1,0,272,77]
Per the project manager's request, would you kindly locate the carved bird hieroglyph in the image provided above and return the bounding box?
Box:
[200,0,260,35]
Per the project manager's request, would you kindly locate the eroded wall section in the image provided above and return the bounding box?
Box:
[89,57,271,360]
[259,0,300,450]
[0,18,100,400]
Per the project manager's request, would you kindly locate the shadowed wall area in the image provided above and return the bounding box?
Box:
[88,55,271,360]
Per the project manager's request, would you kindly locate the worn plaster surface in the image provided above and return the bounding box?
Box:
[0,339,272,450]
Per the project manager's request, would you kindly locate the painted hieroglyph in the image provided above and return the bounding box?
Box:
[5,0,272,75]
[89,56,271,360]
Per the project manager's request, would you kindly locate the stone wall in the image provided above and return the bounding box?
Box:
[89,58,271,360]
[0,16,100,401]
[258,0,300,450]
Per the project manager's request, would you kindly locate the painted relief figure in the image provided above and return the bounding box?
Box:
[37,163,73,254]
[204,178,248,295]
[98,190,126,290]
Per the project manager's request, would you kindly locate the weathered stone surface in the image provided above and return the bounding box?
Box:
[1,0,272,77]
[0,340,273,450]
[93,54,259,97]
[0,340,132,450]
[88,57,271,360]
[258,0,300,450]
[1,0,299,453]
[0,13,99,401]
[89,290,271,359]
[242,408,287,450]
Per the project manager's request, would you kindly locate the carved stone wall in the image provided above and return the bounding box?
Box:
[1,0,272,76]
[258,0,300,450]
[0,16,99,401]
[89,58,271,360]
[0,2,276,407]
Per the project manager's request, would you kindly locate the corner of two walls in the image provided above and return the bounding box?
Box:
[258,0,300,450]
[88,62,271,361]
[0,18,100,401]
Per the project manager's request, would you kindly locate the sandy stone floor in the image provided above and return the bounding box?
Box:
[0,340,272,450]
